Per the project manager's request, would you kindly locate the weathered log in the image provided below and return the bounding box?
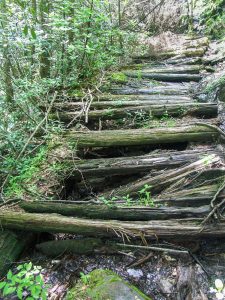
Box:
[66,269,151,300]
[0,211,225,239]
[64,125,219,148]
[52,103,218,122]
[124,71,202,82]
[156,184,225,207]
[36,238,104,256]
[121,65,202,74]
[165,57,202,65]
[109,86,190,95]
[132,47,206,60]
[0,230,32,278]
[61,148,220,178]
[104,154,222,197]
[20,201,210,221]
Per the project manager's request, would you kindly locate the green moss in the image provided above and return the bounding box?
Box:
[110,72,128,83]
[66,269,151,300]
[204,74,225,94]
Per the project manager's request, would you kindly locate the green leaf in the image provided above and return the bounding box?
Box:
[41,290,47,300]
[0,281,6,289]
[30,27,37,39]
[17,287,23,299]
[26,262,32,271]
[7,270,13,280]
[3,285,16,296]
[23,25,29,36]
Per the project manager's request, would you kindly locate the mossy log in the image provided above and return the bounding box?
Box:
[0,211,225,239]
[108,86,190,95]
[66,269,151,300]
[124,71,202,82]
[62,148,219,178]
[20,201,210,221]
[36,238,104,256]
[103,154,222,197]
[132,47,206,60]
[121,65,202,74]
[165,57,202,65]
[65,125,218,148]
[52,103,218,122]
[0,230,32,278]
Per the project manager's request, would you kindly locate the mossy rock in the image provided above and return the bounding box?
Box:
[66,269,151,300]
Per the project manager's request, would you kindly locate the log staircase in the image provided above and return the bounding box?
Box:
[1,36,225,272]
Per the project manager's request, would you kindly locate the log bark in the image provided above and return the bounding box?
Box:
[0,211,225,239]
[0,230,33,278]
[36,238,104,256]
[52,103,218,122]
[64,125,219,148]
[20,201,210,221]
[156,184,225,207]
[103,154,222,197]
[121,65,202,74]
[108,86,190,95]
[124,72,202,82]
[62,148,219,178]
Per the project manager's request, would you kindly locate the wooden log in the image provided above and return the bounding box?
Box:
[20,201,210,221]
[0,211,225,239]
[132,47,206,60]
[62,148,219,178]
[124,72,202,82]
[156,184,225,207]
[104,154,222,197]
[36,238,104,256]
[64,125,219,148]
[165,57,202,65]
[108,86,190,95]
[121,65,202,74]
[52,103,218,122]
[0,230,32,278]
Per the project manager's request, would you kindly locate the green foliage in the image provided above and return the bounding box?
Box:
[200,0,225,39]
[110,72,128,83]
[138,184,155,207]
[80,272,90,285]
[0,262,48,300]
[4,146,47,197]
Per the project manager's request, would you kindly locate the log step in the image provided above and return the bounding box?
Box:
[124,72,202,82]
[62,148,221,178]
[52,103,218,123]
[0,211,224,240]
[64,125,219,148]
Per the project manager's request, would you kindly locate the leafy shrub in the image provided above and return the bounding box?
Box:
[0,262,48,300]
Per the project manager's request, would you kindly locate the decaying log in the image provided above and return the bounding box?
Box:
[20,201,210,221]
[156,184,225,207]
[0,230,33,278]
[121,65,202,74]
[103,154,222,197]
[0,211,225,239]
[65,125,219,148]
[36,238,104,256]
[61,148,220,178]
[52,103,218,122]
[108,86,190,95]
[124,72,202,82]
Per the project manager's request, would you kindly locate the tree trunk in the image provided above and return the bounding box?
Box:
[64,125,218,148]
[0,211,224,239]
[20,201,210,221]
[1,0,14,104]
[39,0,50,78]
